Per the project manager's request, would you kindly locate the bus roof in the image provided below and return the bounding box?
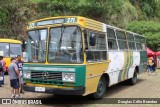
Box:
[30,16,81,23]
[27,16,106,32]
[0,38,21,44]
[28,16,144,37]
[106,25,144,37]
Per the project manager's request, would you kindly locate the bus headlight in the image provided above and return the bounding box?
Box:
[23,71,31,79]
[62,73,75,82]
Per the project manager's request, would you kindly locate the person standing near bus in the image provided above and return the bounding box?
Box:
[0,72,2,87]
[8,57,22,98]
[0,56,6,85]
[148,57,153,75]
[151,57,157,75]
[0,56,3,87]
[16,55,24,93]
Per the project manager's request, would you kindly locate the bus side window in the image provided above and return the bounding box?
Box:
[85,30,107,62]
[116,30,128,50]
[108,40,112,49]
[89,33,96,46]
[107,28,118,50]
[135,34,143,50]
[127,33,136,50]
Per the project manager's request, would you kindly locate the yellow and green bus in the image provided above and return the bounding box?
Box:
[0,39,22,71]
[23,16,147,99]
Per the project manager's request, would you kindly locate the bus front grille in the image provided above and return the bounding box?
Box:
[31,71,62,81]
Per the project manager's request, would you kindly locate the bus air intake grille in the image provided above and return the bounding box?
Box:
[31,71,62,81]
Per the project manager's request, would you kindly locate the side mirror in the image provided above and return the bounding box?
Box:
[89,34,96,46]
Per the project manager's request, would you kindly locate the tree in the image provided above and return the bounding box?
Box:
[0,0,36,39]
[127,21,160,51]
[130,0,160,19]
[36,0,79,18]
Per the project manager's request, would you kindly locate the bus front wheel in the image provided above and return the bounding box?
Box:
[90,76,107,100]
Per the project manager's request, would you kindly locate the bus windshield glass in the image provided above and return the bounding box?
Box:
[27,29,47,62]
[0,43,22,57]
[48,26,83,63]
[10,44,22,57]
[0,43,9,57]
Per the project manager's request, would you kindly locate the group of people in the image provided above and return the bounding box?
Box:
[0,55,24,98]
[147,57,157,75]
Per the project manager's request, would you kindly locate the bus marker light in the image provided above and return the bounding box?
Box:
[79,19,84,22]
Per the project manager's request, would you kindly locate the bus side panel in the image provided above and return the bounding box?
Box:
[128,51,140,79]
[107,51,124,86]
[84,62,109,95]
[107,50,142,86]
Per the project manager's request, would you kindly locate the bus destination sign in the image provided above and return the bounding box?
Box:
[28,18,77,28]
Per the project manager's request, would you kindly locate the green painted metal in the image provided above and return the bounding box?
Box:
[23,64,86,87]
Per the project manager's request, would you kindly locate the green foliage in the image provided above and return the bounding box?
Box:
[1,0,160,51]
[35,0,154,28]
[0,0,36,39]
[31,0,44,2]
[84,0,123,23]
[36,0,79,18]
[127,21,160,51]
[35,0,125,27]
[130,0,160,19]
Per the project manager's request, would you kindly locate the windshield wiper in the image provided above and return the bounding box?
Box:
[58,24,65,52]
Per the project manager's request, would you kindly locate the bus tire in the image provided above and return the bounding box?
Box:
[90,76,107,100]
[129,71,137,85]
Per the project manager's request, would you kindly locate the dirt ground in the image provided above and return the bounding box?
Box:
[1,70,160,107]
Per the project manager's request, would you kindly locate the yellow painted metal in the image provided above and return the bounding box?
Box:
[4,57,10,67]
[26,82,75,89]
[0,38,21,44]
[84,18,103,32]
[84,61,109,95]
[121,51,127,81]
[126,51,131,79]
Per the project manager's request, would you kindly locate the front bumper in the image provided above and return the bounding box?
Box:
[22,83,85,95]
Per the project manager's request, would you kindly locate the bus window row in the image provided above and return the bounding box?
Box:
[84,28,145,62]
[107,28,145,50]
[0,43,22,57]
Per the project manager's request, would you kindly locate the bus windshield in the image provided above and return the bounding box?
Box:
[27,29,47,62]
[48,26,83,63]
[0,43,9,57]
[10,44,22,57]
[0,43,22,57]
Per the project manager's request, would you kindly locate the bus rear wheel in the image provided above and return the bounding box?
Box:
[128,71,137,85]
[90,76,107,100]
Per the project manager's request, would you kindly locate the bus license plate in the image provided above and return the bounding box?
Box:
[35,87,45,92]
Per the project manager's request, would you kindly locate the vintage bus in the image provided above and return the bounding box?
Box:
[23,16,147,99]
[0,39,22,72]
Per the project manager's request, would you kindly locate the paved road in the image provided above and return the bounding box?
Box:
[1,70,160,107]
